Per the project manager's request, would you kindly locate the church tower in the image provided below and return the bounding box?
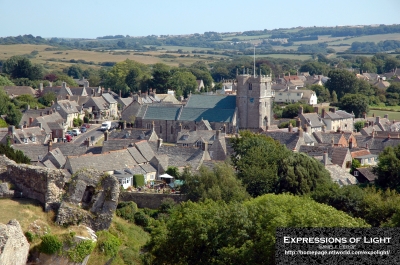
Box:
[235,70,273,131]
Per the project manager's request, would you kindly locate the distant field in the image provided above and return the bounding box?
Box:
[221,34,271,41]
[255,54,312,60]
[368,110,400,121]
[329,33,400,45]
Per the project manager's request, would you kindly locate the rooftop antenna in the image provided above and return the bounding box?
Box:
[253,45,256,77]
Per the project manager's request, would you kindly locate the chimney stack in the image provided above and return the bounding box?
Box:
[119,90,122,98]
[216,130,220,138]
[298,127,303,137]
[298,106,303,114]
[157,138,163,149]
[288,122,293,133]
[384,114,389,119]
[322,109,326,118]
[323,152,328,166]
[296,117,301,128]
[104,130,109,141]
[202,141,209,152]
[123,121,126,130]
[39,83,43,92]
[28,117,33,127]
[48,140,52,152]
[8,126,15,136]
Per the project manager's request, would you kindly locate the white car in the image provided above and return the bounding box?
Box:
[72,129,81,136]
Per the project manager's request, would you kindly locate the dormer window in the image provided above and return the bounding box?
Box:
[196,141,202,148]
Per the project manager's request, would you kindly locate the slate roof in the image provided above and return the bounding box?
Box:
[89,97,109,110]
[179,108,235,122]
[127,147,147,164]
[102,93,117,104]
[177,130,216,145]
[335,110,355,119]
[149,142,205,169]
[66,149,137,174]
[299,113,324,128]
[41,147,66,169]
[143,106,181,120]
[102,140,135,153]
[330,147,350,166]
[264,131,303,150]
[135,141,156,161]
[313,132,344,145]
[356,167,377,182]
[355,135,400,154]
[323,111,342,120]
[140,163,157,173]
[19,108,52,128]
[108,129,158,141]
[185,95,236,109]
[31,112,65,134]
[54,100,80,114]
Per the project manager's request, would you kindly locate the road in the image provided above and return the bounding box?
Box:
[73,121,119,145]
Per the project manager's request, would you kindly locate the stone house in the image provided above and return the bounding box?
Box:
[321,108,354,132]
[50,99,82,128]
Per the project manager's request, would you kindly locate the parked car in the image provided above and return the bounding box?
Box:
[72,129,81,136]
[66,130,74,136]
[82,123,91,129]
[100,121,112,131]
[64,134,73,142]
[80,127,87,133]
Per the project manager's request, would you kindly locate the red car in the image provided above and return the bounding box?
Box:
[82,123,91,129]
[65,134,73,142]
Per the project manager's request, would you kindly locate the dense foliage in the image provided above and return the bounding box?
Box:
[0,143,30,164]
[144,194,368,265]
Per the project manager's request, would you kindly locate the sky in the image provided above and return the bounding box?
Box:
[1,0,399,39]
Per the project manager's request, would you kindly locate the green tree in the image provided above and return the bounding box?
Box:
[281,103,314,119]
[150,63,171,94]
[384,58,399,73]
[331,90,338,103]
[230,131,291,197]
[66,65,83,79]
[0,75,14,86]
[165,166,180,179]
[360,62,377,73]
[309,84,331,102]
[354,121,364,132]
[277,152,332,195]
[167,71,197,98]
[350,158,361,174]
[38,91,57,107]
[145,194,368,265]
[325,69,359,100]
[374,145,400,192]
[180,162,249,203]
[3,56,42,80]
[340,93,369,118]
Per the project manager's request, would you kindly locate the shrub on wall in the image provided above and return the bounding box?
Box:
[96,231,121,258]
[133,174,145,188]
[116,201,138,222]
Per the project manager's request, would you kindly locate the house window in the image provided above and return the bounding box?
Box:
[196,141,202,148]
[249,83,252,90]
[297,93,300,96]
[146,123,151,129]
[171,126,174,134]
[183,143,189,147]
[346,161,351,168]
[354,171,359,176]
[184,125,190,130]
[160,125,162,134]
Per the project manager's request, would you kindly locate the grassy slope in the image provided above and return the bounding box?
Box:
[0,198,149,265]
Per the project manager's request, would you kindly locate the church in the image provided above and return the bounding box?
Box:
[120,71,274,142]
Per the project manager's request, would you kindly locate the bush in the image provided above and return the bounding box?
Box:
[83,116,89,123]
[134,211,150,227]
[116,201,138,222]
[96,231,121,258]
[159,198,177,213]
[25,231,36,242]
[67,240,96,263]
[39,234,62,254]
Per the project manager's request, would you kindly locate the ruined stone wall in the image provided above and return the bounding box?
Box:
[0,155,68,211]
[0,220,29,265]
[119,192,187,209]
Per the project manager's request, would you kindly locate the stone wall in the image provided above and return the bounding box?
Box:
[119,192,187,209]
[0,156,68,211]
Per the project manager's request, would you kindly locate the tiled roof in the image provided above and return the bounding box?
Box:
[42,147,66,169]
[313,132,344,145]
[179,108,235,122]
[140,163,157,173]
[185,95,236,109]
[299,113,324,128]
[351,149,371,158]
[143,106,181,120]
[335,110,355,119]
